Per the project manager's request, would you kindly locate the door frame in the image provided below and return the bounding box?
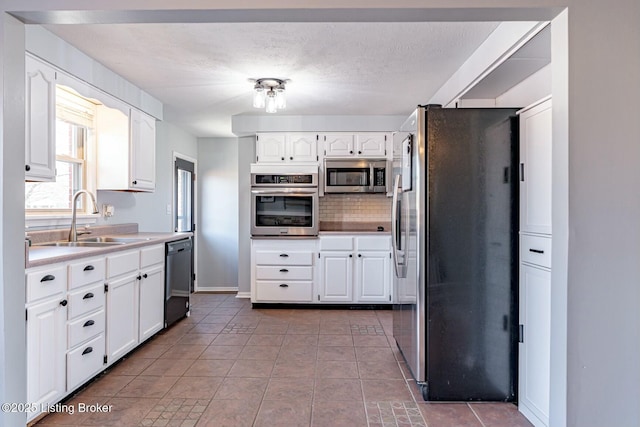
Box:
[172,151,198,292]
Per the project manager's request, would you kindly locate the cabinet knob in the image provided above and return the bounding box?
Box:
[290,157,293,160]
[281,157,285,161]
[60,300,68,307]
[137,275,142,280]
[25,165,31,171]
[358,254,362,257]
[349,254,353,258]
[132,180,138,185]
[349,151,354,154]
[358,151,362,154]
[143,273,148,279]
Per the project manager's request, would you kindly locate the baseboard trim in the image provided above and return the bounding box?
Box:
[196,286,239,293]
[235,292,251,299]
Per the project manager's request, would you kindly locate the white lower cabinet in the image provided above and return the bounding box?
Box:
[519,233,551,427]
[26,264,67,422]
[105,244,164,364]
[66,261,107,392]
[355,251,391,302]
[139,245,165,341]
[105,273,139,364]
[251,239,316,303]
[26,295,67,418]
[318,235,391,303]
[318,251,353,302]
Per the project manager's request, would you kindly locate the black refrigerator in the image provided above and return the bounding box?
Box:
[392,105,519,401]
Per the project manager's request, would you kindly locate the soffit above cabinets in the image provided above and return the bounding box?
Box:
[460,25,551,100]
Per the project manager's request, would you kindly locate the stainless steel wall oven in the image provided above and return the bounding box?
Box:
[250,164,319,237]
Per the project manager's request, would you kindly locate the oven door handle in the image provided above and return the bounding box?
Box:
[251,189,318,195]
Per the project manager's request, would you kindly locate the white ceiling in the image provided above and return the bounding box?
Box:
[44,22,503,137]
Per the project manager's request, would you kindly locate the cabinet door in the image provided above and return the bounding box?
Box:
[139,266,165,342]
[322,133,355,157]
[256,133,287,163]
[355,251,391,302]
[518,264,550,427]
[319,252,353,302]
[26,298,67,411]
[520,99,552,235]
[25,56,56,181]
[355,133,387,158]
[287,133,317,162]
[130,109,156,191]
[106,274,139,364]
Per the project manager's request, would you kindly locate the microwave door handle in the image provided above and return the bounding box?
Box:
[369,164,375,192]
[251,189,317,195]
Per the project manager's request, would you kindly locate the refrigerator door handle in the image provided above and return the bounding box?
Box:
[391,175,406,278]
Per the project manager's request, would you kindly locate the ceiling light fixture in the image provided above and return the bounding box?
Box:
[251,78,288,113]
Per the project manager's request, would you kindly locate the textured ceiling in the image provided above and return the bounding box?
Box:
[44,22,500,137]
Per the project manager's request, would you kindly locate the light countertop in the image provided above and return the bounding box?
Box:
[27,232,192,269]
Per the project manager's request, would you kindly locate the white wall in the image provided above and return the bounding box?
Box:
[97,120,198,232]
[0,14,27,427]
[197,138,240,289]
[237,136,255,295]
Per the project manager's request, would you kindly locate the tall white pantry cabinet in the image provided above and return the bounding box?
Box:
[518,97,552,427]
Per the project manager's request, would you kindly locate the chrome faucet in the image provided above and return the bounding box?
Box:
[69,190,99,242]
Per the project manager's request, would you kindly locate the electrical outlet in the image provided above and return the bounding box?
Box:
[102,204,115,217]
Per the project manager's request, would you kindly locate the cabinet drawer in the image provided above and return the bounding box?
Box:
[256,266,313,281]
[319,236,353,251]
[356,236,390,251]
[68,309,105,349]
[255,281,313,302]
[26,265,66,303]
[521,234,552,269]
[107,250,139,278]
[67,334,105,391]
[68,282,105,320]
[254,251,313,266]
[140,245,164,269]
[69,257,105,290]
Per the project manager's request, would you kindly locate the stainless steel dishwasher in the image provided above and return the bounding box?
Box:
[165,238,192,327]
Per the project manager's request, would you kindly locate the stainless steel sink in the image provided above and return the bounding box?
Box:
[37,241,127,247]
[79,236,149,243]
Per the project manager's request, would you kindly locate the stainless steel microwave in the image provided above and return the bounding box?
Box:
[324,159,389,193]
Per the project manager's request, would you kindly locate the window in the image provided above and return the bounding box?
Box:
[25,86,96,214]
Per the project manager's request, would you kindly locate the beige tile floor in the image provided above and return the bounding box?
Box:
[35,293,533,427]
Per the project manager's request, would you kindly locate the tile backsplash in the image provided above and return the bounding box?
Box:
[319,194,392,222]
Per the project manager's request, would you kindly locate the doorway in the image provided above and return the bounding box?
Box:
[174,154,196,292]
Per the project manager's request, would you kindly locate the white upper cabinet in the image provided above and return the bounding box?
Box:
[287,133,318,162]
[130,109,156,191]
[520,99,552,235]
[355,133,388,158]
[321,133,355,157]
[256,132,318,163]
[25,55,57,182]
[321,132,390,158]
[97,106,156,192]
